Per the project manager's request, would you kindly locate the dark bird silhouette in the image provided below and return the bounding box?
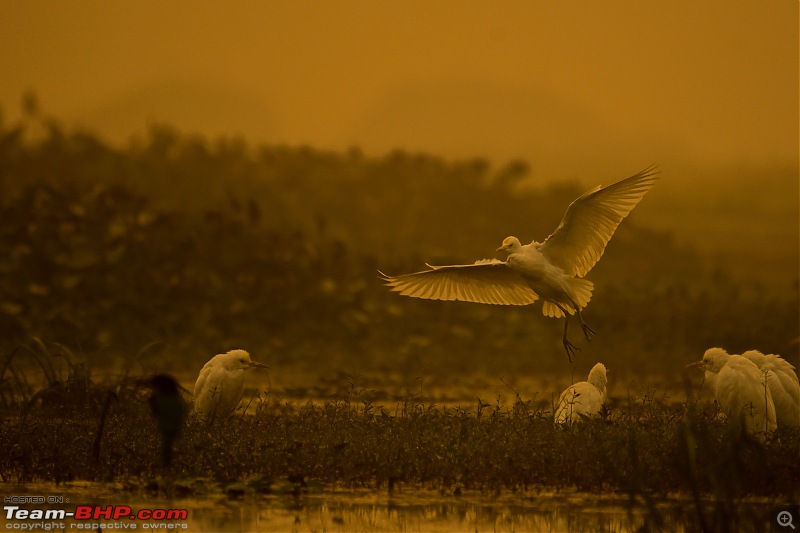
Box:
[146,374,187,466]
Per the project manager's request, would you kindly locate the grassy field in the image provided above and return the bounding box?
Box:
[1,368,798,499]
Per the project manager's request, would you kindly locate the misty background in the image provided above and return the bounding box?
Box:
[0,1,797,386]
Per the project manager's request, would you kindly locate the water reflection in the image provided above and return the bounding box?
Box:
[157,491,636,532]
[0,483,777,532]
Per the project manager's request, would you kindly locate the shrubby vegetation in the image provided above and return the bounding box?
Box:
[0,102,797,381]
[1,380,797,513]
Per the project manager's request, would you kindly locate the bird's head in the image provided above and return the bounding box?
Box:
[685,347,729,374]
[496,236,521,253]
[222,349,269,371]
[588,362,607,392]
[147,374,182,395]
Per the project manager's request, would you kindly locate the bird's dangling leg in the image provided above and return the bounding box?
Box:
[565,298,595,341]
[557,304,580,362]
[576,307,596,341]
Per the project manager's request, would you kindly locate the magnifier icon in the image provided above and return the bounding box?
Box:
[778,511,796,530]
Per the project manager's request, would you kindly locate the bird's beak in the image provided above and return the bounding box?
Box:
[685,361,704,369]
[248,361,269,369]
[496,244,508,252]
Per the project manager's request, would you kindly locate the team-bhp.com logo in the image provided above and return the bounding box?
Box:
[4,505,188,529]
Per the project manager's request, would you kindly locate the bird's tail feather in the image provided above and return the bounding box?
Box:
[541,278,594,318]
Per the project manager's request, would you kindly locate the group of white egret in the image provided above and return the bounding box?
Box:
[551,350,799,440]
[185,345,798,441]
[686,347,799,442]
[379,165,799,436]
[149,167,797,456]
[188,167,662,421]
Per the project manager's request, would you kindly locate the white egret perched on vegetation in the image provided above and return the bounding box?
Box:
[194,349,268,420]
[554,362,607,425]
[380,166,660,360]
[741,349,799,427]
[686,348,777,443]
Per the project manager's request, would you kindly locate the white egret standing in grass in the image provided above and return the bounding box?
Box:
[741,349,799,427]
[194,349,268,420]
[380,167,660,360]
[554,362,607,425]
[686,348,777,443]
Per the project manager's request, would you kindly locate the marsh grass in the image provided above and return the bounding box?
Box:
[1,370,797,500]
[1,363,798,532]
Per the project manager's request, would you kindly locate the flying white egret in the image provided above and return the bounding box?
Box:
[686,348,777,443]
[741,349,799,427]
[193,349,268,420]
[380,166,660,360]
[554,362,607,425]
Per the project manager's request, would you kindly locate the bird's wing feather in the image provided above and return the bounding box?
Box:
[570,382,603,416]
[539,166,660,277]
[766,354,798,376]
[776,371,800,404]
[379,260,538,305]
[194,362,213,399]
[554,382,602,423]
[215,371,246,416]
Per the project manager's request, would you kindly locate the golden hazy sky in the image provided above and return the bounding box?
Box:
[1,0,797,181]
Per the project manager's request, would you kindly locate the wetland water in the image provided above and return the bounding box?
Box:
[0,482,784,532]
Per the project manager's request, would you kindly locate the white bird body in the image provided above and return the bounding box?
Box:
[688,348,777,442]
[194,349,268,419]
[380,167,660,359]
[554,362,607,425]
[741,350,799,427]
[502,238,595,319]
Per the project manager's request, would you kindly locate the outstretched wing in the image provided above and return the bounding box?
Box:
[539,165,660,277]
[379,259,539,305]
